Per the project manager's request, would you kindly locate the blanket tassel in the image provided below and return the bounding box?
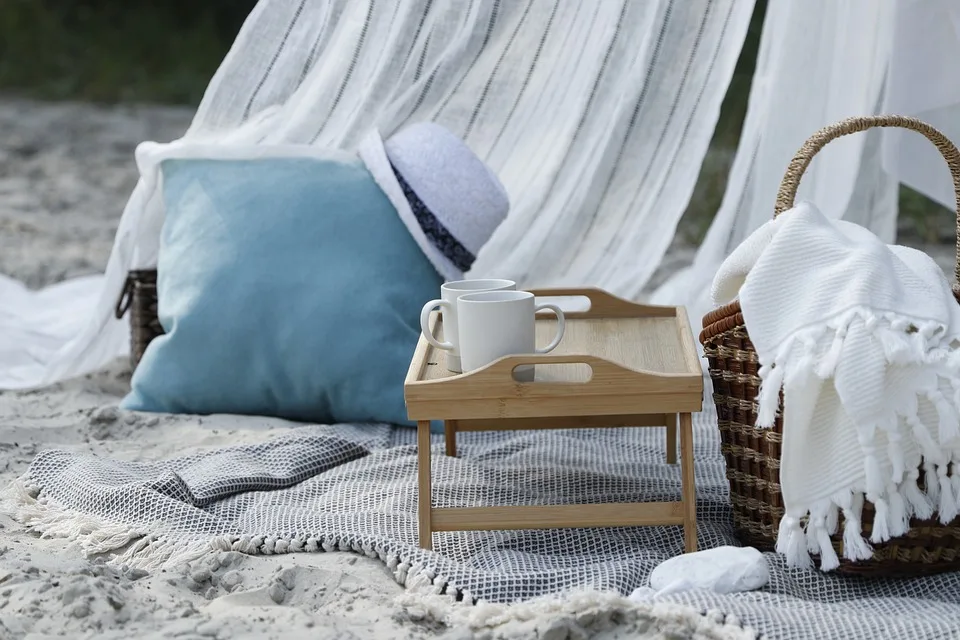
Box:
[756,361,786,428]
[806,503,839,571]
[924,460,941,506]
[869,497,891,544]
[777,515,813,569]
[838,492,873,562]
[887,484,909,538]
[903,469,934,520]
[937,466,958,524]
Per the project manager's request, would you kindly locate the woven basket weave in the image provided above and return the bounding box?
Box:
[700,115,960,577]
[115,269,163,369]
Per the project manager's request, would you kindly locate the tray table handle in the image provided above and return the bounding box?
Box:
[468,353,630,382]
[529,287,675,318]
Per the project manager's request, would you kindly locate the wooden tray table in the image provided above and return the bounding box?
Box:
[404,288,703,552]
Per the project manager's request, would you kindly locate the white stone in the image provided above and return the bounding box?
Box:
[645,546,769,596]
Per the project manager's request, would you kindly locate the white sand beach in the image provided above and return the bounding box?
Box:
[6,0,960,634]
[0,99,771,640]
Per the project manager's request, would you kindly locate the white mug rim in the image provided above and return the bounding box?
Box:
[458,290,533,304]
[442,278,515,293]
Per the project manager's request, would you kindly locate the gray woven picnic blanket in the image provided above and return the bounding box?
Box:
[13,409,960,639]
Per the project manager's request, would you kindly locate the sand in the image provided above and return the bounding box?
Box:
[0,98,769,639]
[0,359,414,640]
[0,362,762,639]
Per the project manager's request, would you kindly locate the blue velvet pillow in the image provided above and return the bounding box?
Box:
[121,153,443,426]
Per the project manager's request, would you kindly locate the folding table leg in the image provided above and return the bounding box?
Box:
[679,412,697,552]
[417,420,433,550]
[666,413,677,464]
[444,420,458,457]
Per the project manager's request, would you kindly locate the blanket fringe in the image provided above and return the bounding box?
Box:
[937,466,958,524]
[838,492,874,562]
[887,485,909,538]
[776,515,813,569]
[902,469,934,520]
[779,457,960,570]
[756,361,785,428]
[4,478,463,604]
[804,502,839,571]
[1,475,212,571]
[763,306,960,571]
[870,497,891,544]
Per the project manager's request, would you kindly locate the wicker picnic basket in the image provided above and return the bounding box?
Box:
[115,269,163,368]
[700,115,960,576]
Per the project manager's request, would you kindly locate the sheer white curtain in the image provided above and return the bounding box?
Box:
[653,0,898,320]
[882,0,960,214]
[0,0,756,389]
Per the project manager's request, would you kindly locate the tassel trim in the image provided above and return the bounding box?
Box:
[764,307,960,571]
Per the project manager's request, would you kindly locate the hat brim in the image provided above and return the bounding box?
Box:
[357,130,463,283]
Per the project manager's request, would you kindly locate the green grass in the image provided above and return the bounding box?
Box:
[0,0,248,104]
[901,185,953,243]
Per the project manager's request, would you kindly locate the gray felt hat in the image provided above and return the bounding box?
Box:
[357,122,510,281]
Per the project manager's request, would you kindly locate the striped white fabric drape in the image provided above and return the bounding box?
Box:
[882,0,960,214]
[653,0,900,323]
[1,0,756,388]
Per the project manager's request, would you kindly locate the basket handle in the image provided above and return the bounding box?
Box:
[114,274,135,319]
[774,115,960,289]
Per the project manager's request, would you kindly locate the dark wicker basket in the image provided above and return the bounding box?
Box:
[699,115,960,576]
[115,269,163,369]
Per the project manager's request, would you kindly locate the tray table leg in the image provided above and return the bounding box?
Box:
[666,414,677,465]
[444,420,458,457]
[679,412,697,552]
[417,420,433,550]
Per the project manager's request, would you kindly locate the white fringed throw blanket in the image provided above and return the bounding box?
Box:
[712,202,960,571]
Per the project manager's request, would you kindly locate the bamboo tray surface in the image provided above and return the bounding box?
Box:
[418,315,690,383]
[404,288,703,420]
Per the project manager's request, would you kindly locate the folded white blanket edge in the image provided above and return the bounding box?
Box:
[711,202,960,571]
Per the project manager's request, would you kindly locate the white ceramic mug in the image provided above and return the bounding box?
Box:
[456,290,565,381]
[420,279,516,372]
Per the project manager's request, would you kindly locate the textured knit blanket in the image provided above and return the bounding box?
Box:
[712,201,960,571]
[5,410,960,639]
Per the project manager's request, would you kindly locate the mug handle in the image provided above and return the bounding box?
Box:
[534,303,566,354]
[420,299,455,350]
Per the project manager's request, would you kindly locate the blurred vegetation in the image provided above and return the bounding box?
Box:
[679,0,764,245]
[0,0,255,104]
[0,0,948,237]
